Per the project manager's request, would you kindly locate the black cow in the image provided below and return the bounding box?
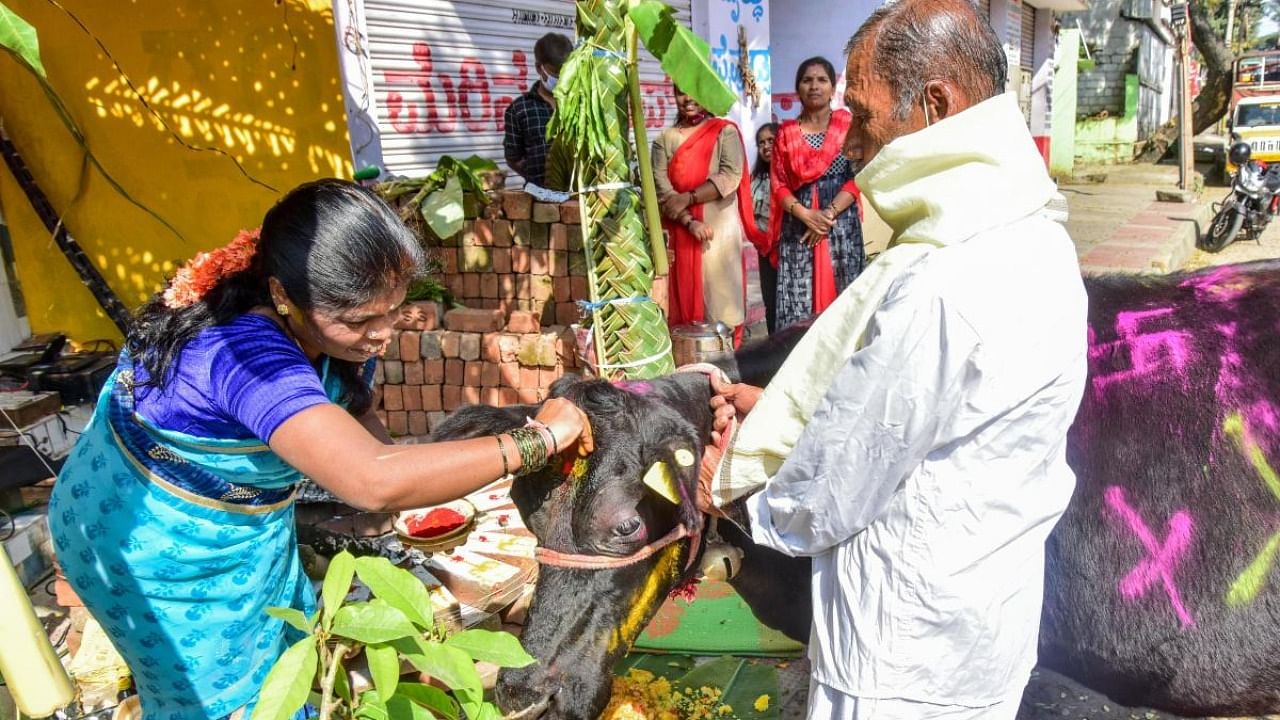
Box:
[432,259,1280,719]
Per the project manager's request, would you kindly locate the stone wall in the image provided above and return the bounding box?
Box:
[374,190,598,440]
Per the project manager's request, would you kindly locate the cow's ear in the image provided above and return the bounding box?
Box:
[429,404,537,441]
[647,373,715,442]
[548,373,587,398]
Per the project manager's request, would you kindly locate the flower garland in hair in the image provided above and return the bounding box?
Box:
[163,228,261,309]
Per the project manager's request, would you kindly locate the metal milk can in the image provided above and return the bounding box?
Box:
[670,322,735,367]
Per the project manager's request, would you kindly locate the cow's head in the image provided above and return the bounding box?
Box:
[430,372,714,719]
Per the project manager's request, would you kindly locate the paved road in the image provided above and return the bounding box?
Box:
[1183,187,1280,269]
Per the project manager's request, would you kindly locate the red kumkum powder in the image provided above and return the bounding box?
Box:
[406,508,468,538]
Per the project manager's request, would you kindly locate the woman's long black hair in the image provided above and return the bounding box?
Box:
[751,122,778,180]
[128,179,425,416]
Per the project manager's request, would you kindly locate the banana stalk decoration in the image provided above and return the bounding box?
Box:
[551,0,737,380]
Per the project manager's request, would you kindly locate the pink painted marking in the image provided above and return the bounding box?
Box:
[615,380,654,395]
[1104,486,1196,628]
[1179,266,1249,302]
[1090,308,1194,394]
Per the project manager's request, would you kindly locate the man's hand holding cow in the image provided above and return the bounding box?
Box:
[697,374,764,516]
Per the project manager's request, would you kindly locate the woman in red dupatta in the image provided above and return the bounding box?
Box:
[771,56,866,330]
[652,86,768,344]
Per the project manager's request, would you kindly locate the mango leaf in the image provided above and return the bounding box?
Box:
[444,629,535,668]
[629,0,737,116]
[248,638,318,720]
[266,607,314,635]
[322,551,356,631]
[469,702,502,720]
[421,175,465,240]
[386,696,435,720]
[396,683,459,720]
[334,657,353,705]
[0,3,46,78]
[366,642,401,702]
[392,638,482,697]
[453,687,488,720]
[354,555,435,629]
[331,600,419,644]
[355,690,388,720]
[673,657,780,720]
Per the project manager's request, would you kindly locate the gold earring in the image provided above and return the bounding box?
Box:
[277,303,290,316]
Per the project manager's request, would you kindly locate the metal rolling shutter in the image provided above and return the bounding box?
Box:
[1020,3,1037,69]
[363,0,693,179]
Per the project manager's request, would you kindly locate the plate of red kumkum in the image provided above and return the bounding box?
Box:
[393,499,477,554]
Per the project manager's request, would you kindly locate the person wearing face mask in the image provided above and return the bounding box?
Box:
[770,56,866,331]
[503,32,572,187]
[651,86,768,343]
[697,1,1089,718]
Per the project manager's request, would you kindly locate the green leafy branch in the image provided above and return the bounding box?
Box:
[375,155,499,242]
[252,551,535,720]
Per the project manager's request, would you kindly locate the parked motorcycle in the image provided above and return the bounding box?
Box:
[1201,141,1280,253]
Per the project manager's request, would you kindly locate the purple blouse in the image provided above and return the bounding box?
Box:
[133,314,332,443]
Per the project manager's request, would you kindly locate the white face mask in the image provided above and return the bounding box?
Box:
[541,65,558,92]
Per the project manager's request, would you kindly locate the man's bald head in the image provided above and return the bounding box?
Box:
[845,0,1007,121]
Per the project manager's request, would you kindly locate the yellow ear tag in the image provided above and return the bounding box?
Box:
[642,462,681,505]
[674,448,696,468]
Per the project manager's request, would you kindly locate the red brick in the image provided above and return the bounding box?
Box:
[440,331,460,358]
[403,361,424,385]
[539,367,561,388]
[387,411,409,435]
[550,250,568,277]
[532,276,555,302]
[393,302,439,331]
[399,331,421,362]
[533,202,561,223]
[517,275,533,299]
[409,411,429,436]
[466,219,494,246]
[520,366,540,389]
[556,302,578,326]
[512,246,531,274]
[443,386,462,411]
[482,333,503,363]
[550,223,569,251]
[498,334,520,362]
[570,275,590,299]
[493,220,514,247]
[463,273,481,298]
[499,274,517,299]
[483,387,503,406]
[499,362,520,388]
[465,361,484,386]
[481,272,500,299]
[403,383,423,411]
[459,333,481,360]
[492,248,512,274]
[375,410,387,427]
[552,276,571,301]
[481,362,501,387]
[439,248,459,275]
[462,385,482,405]
[444,308,505,333]
[530,249,550,275]
[499,388,519,406]
[382,384,404,411]
[424,359,445,384]
[559,201,581,225]
[445,359,465,385]
[502,191,533,220]
[507,310,541,334]
[421,385,442,411]
[518,388,541,404]
[445,275,465,298]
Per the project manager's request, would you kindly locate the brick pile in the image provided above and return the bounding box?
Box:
[374,197,590,440]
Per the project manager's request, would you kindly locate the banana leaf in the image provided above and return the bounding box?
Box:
[629,0,737,116]
[673,657,780,720]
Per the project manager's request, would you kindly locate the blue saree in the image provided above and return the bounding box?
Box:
[49,353,371,720]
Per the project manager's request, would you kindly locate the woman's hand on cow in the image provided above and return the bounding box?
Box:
[691,221,715,244]
[533,398,595,457]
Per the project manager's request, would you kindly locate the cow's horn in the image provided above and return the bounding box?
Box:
[642,461,681,504]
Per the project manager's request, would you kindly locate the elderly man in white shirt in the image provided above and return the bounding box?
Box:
[698,0,1089,718]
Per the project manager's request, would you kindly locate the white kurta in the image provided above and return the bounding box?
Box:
[744,94,1089,714]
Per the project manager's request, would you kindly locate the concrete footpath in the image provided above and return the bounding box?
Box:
[1063,164,1216,275]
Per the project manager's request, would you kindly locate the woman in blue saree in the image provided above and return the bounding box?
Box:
[49,180,591,720]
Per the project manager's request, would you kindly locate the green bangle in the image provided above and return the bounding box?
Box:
[509,428,549,476]
[496,434,510,477]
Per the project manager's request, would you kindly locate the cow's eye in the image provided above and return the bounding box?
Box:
[613,517,643,539]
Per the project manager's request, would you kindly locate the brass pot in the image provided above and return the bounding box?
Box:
[670,322,734,368]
